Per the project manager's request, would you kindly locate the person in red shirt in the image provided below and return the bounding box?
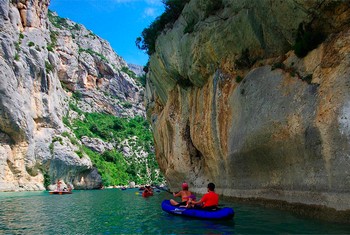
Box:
[189,182,219,210]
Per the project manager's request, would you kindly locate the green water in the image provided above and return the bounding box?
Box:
[0,189,349,234]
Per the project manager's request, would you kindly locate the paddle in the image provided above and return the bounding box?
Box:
[155,185,173,194]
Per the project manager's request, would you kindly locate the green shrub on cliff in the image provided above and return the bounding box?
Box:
[78,47,109,62]
[48,10,70,29]
[183,19,197,34]
[204,0,224,18]
[136,0,190,55]
[235,49,256,70]
[42,169,51,188]
[293,23,326,58]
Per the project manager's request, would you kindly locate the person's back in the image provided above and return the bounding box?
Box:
[179,190,192,201]
[170,182,192,206]
[190,182,219,209]
[201,189,219,208]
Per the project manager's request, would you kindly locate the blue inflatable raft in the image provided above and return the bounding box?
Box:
[161,200,234,220]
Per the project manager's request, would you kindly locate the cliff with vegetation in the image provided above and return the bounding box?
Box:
[144,0,350,221]
[0,0,163,191]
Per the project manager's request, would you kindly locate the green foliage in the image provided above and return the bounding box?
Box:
[72,113,153,143]
[14,33,23,61]
[235,49,256,70]
[204,0,224,18]
[136,0,190,55]
[49,143,54,155]
[302,74,313,84]
[121,102,132,109]
[174,72,193,88]
[62,131,80,146]
[47,45,54,52]
[69,111,162,186]
[143,62,149,73]
[69,102,83,114]
[45,61,54,73]
[78,47,108,62]
[73,23,81,31]
[63,116,71,127]
[235,75,243,83]
[62,131,70,138]
[42,170,51,189]
[72,91,83,100]
[48,10,70,29]
[75,150,84,158]
[271,62,285,70]
[121,67,137,78]
[121,66,147,87]
[137,74,147,87]
[89,31,96,38]
[184,19,197,34]
[82,146,129,186]
[176,77,193,88]
[15,42,20,51]
[52,136,63,145]
[47,31,58,52]
[293,23,326,58]
[50,31,58,45]
[14,53,20,61]
[113,119,125,131]
[28,41,35,47]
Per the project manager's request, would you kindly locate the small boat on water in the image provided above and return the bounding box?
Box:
[161,200,234,220]
[49,191,72,195]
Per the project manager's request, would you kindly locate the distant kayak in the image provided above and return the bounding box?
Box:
[161,200,234,220]
[49,191,72,195]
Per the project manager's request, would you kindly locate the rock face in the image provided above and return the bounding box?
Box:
[128,63,145,78]
[0,1,143,191]
[145,0,350,219]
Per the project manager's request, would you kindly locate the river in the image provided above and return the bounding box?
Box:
[0,189,349,234]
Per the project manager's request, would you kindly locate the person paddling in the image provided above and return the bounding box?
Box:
[56,180,62,192]
[170,182,193,206]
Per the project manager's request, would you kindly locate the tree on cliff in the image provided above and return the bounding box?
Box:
[136,0,190,55]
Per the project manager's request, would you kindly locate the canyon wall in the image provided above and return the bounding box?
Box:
[0,0,144,191]
[145,0,350,220]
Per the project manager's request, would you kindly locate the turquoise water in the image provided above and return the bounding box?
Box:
[0,189,349,234]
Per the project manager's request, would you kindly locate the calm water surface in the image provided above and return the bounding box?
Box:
[0,189,349,234]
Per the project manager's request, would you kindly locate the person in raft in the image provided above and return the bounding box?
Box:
[144,185,153,194]
[187,182,219,210]
[170,182,193,207]
[56,180,62,192]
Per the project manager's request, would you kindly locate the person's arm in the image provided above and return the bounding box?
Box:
[173,191,182,197]
[190,198,203,205]
[191,194,208,206]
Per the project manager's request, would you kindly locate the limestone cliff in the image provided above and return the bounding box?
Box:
[0,0,144,191]
[145,0,350,220]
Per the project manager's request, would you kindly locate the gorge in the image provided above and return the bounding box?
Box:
[0,0,350,223]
